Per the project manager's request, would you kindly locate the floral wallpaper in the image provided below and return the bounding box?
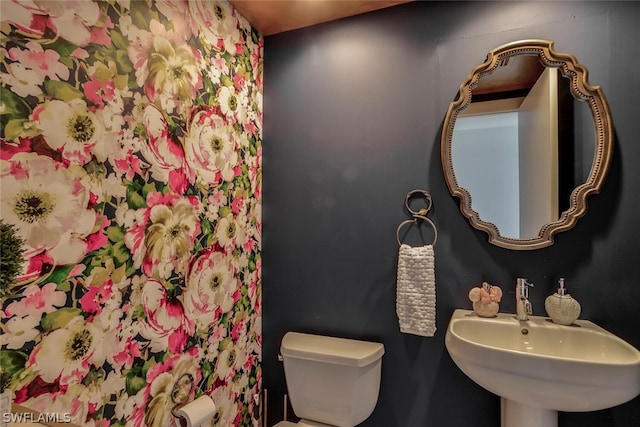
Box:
[0,1,263,426]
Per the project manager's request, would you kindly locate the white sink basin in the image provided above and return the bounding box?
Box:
[445,309,640,426]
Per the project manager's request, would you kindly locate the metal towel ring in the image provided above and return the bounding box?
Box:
[396,214,438,247]
[405,189,432,216]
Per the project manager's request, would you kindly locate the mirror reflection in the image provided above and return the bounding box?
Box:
[441,40,613,250]
[451,55,595,238]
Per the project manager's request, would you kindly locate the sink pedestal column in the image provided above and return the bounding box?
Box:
[501,398,557,427]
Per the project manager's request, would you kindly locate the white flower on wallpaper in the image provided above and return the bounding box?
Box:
[0,0,263,426]
[0,153,102,266]
[0,62,44,98]
[35,99,106,165]
[185,108,239,185]
[184,249,238,328]
[32,316,105,386]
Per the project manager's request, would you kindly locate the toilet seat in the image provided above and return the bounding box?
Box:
[273,420,335,427]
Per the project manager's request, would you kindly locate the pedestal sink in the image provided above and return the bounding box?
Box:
[445,309,640,427]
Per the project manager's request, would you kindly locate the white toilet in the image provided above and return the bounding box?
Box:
[274,331,385,427]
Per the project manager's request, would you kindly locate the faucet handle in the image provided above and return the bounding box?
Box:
[518,278,534,288]
[517,278,534,299]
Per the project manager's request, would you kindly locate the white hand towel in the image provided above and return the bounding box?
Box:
[396,244,436,337]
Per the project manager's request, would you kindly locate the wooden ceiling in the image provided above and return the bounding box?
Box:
[228,0,413,36]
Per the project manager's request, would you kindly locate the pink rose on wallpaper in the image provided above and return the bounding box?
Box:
[184,107,240,185]
[0,1,47,37]
[80,279,114,315]
[188,0,242,55]
[155,0,195,37]
[1,0,101,46]
[0,153,105,266]
[112,337,142,370]
[46,1,101,46]
[139,279,194,354]
[83,75,116,107]
[184,248,239,328]
[16,250,54,283]
[140,104,189,193]
[113,150,144,180]
[124,192,201,279]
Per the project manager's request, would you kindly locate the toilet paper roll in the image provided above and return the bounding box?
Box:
[175,395,216,427]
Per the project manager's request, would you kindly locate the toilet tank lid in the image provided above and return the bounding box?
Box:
[280,332,384,367]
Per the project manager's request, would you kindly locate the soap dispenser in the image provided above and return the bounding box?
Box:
[545,278,581,325]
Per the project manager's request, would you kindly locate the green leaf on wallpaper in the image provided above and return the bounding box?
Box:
[44,80,83,102]
[219,336,232,351]
[57,281,71,293]
[107,225,125,242]
[248,140,258,156]
[142,359,156,376]
[3,119,32,142]
[116,50,134,74]
[201,361,215,382]
[129,1,158,31]
[239,174,251,192]
[201,218,213,235]
[142,182,157,196]
[46,39,80,60]
[1,87,30,117]
[110,30,128,50]
[251,28,260,45]
[220,75,233,87]
[58,55,74,69]
[219,206,232,218]
[47,265,74,284]
[248,257,257,272]
[200,362,218,390]
[132,305,146,320]
[126,187,146,209]
[203,76,216,95]
[41,308,82,331]
[125,264,137,277]
[112,241,130,265]
[0,350,27,377]
[125,375,146,396]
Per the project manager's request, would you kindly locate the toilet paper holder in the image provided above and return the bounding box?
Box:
[170,373,196,418]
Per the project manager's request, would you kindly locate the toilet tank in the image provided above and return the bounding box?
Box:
[280,332,385,427]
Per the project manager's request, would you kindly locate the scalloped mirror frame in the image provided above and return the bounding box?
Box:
[441,39,613,250]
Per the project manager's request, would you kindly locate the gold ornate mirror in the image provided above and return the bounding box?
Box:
[441,39,613,250]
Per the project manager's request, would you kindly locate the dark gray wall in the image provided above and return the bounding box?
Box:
[263,2,640,426]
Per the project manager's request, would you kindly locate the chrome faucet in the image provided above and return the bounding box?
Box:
[515,278,534,321]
